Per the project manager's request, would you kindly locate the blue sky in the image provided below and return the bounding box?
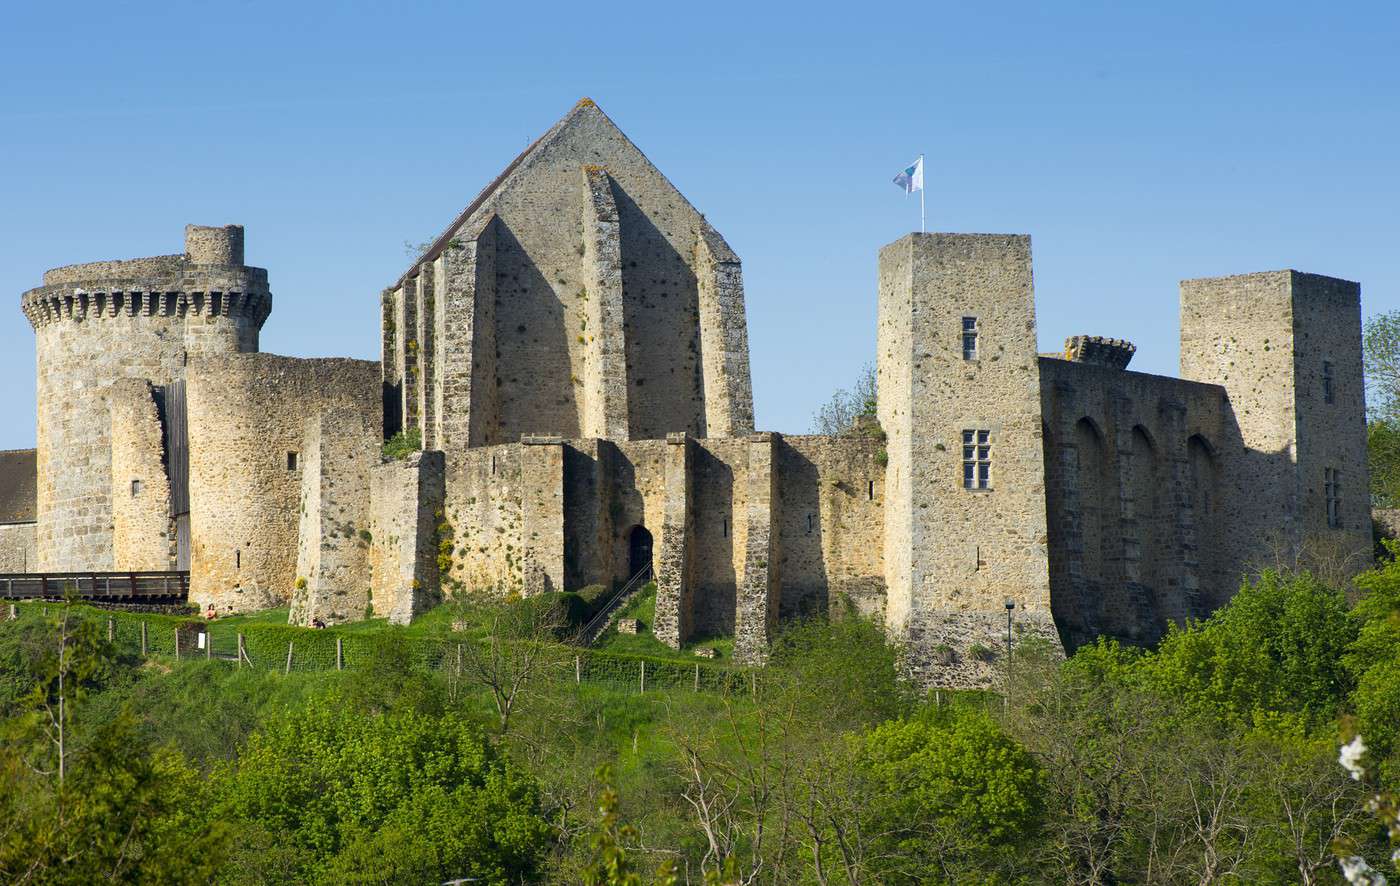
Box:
[1,1,1396,450]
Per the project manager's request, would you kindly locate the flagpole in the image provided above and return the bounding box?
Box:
[919,154,925,232]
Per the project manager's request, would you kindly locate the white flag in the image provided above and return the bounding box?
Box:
[892,155,923,194]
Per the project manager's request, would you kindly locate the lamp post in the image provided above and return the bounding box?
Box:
[1003,597,1015,658]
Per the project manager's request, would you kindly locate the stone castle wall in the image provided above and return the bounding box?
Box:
[777,435,886,621]
[109,379,175,570]
[367,450,445,625]
[185,354,380,614]
[290,408,380,626]
[1040,358,1228,647]
[0,524,36,572]
[23,224,269,571]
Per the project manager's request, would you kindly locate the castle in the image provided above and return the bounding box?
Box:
[0,100,1372,683]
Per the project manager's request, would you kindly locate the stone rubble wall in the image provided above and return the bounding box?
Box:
[443,443,525,594]
[520,437,566,595]
[367,450,445,624]
[777,435,886,621]
[185,354,380,614]
[109,379,174,571]
[290,408,379,626]
[0,524,36,572]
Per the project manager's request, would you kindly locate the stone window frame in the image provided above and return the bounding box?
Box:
[961,316,980,361]
[962,429,992,491]
[1322,360,1335,404]
[286,451,299,472]
[1325,467,1342,529]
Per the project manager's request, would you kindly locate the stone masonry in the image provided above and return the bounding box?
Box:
[1,100,1374,685]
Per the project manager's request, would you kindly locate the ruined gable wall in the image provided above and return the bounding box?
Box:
[480,113,707,441]
[404,103,750,447]
[109,379,174,571]
[1039,358,1227,647]
[186,354,380,614]
[777,436,886,621]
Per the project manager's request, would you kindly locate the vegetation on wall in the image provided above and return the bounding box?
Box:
[381,427,421,461]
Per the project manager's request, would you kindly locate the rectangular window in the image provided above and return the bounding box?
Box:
[1323,361,1335,404]
[1325,467,1341,529]
[963,430,991,490]
[287,451,298,471]
[961,317,979,360]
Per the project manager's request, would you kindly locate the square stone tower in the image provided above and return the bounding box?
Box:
[877,233,1058,679]
[1180,271,1371,589]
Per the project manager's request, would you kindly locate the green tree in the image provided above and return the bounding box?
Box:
[859,708,1043,882]
[811,363,877,435]
[1143,570,1356,729]
[218,703,550,884]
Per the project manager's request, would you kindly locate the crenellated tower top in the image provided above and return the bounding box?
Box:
[21,223,271,330]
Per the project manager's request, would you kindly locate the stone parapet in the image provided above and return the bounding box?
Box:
[1064,335,1136,370]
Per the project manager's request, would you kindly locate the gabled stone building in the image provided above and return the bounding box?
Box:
[1,100,1372,683]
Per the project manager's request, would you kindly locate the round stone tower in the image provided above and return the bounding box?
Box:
[21,224,271,571]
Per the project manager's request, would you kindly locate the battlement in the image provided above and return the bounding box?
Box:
[21,287,271,329]
[22,224,271,331]
[1064,335,1136,370]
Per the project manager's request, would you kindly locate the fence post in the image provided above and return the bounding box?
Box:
[284,641,294,675]
[206,629,212,660]
[575,654,581,685]
[694,663,699,692]
[639,660,646,694]
[107,616,113,642]
[237,633,245,669]
[174,628,180,661]
[7,603,15,621]
[140,621,147,656]
[336,637,344,672]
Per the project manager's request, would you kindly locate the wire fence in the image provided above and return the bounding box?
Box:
[1,599,749,696]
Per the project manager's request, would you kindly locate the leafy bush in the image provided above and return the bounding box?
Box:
[218,704,550,884]
[381,427,422,460]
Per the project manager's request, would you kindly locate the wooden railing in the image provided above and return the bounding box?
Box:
[0,571,189,603]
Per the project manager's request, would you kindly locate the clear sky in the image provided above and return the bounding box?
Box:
[1,1,1396,451]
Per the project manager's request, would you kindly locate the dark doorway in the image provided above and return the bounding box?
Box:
[628,525,654,580]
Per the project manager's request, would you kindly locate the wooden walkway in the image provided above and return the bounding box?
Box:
[0,571,189,604]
